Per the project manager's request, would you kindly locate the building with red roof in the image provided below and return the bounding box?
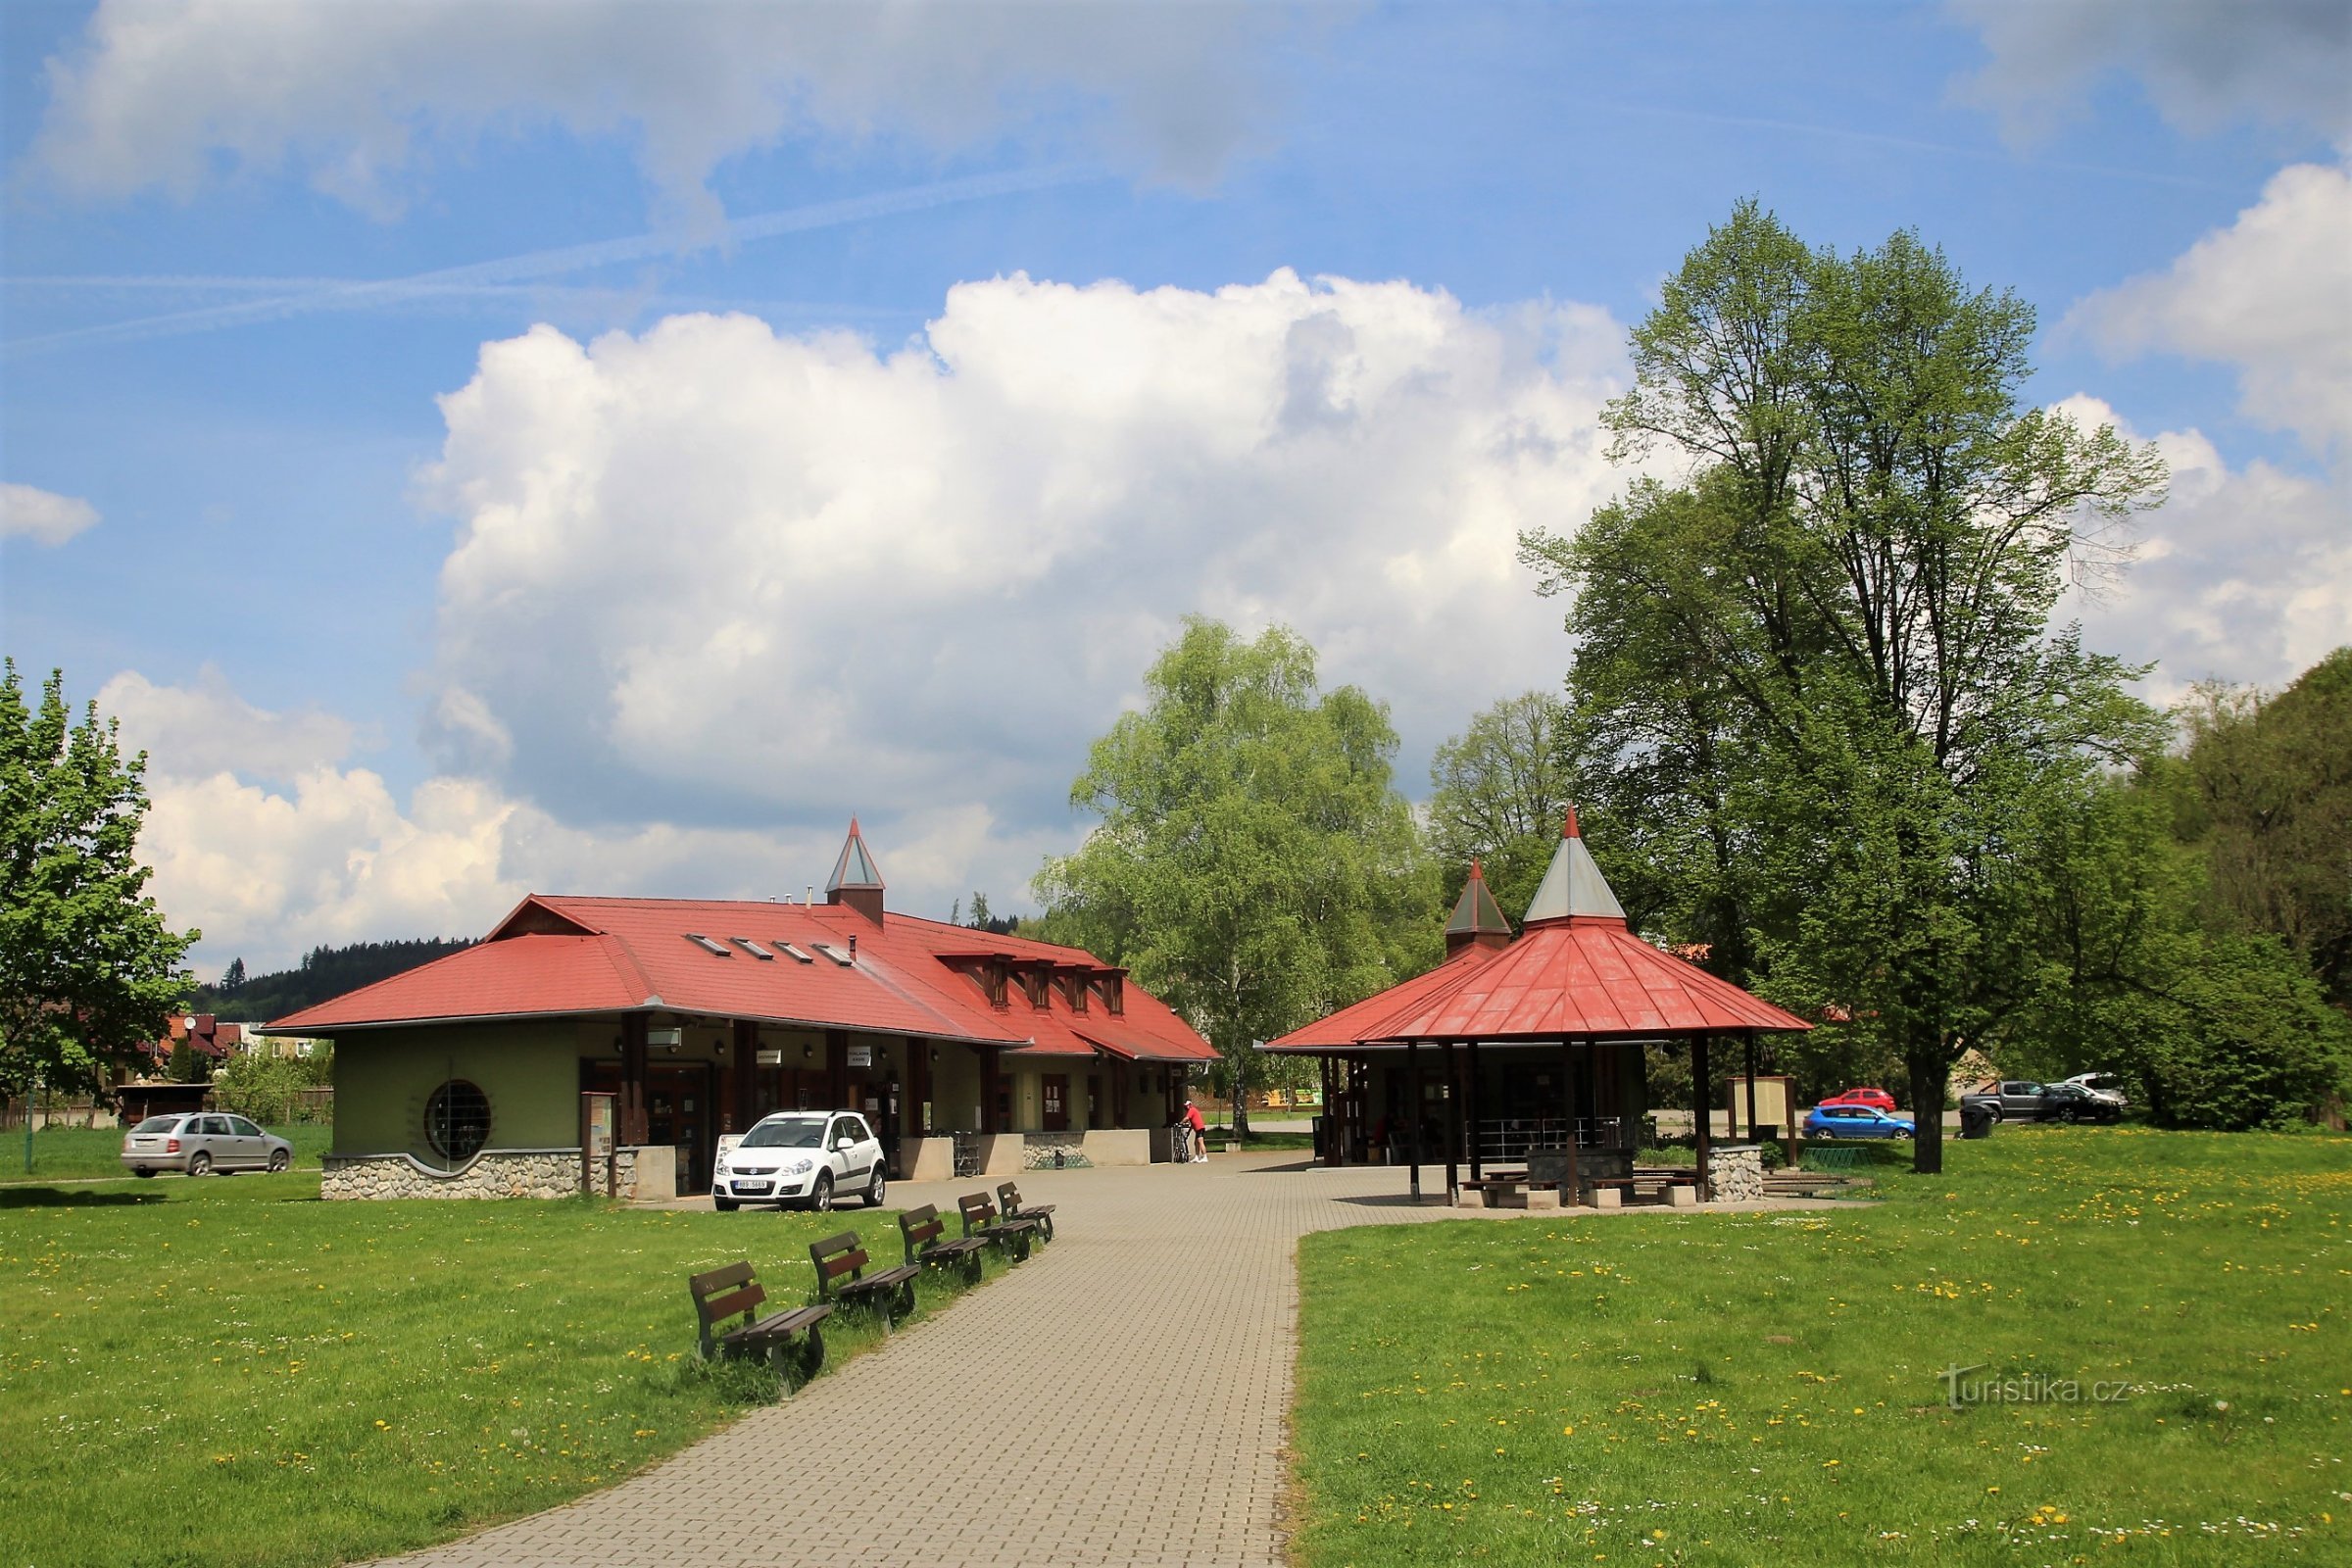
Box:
[1263,808,1809,1204]
[264,821,1216,1200]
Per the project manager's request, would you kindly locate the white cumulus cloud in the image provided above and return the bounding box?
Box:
[99,665,361,783]
[416,270,1629,842]
[2055,394,2352,699]
[27,0,1300,223]
[0,482,100,544]
[2066,161,2352,453]
[1952,0,2352,143]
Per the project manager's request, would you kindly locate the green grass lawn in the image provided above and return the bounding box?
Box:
[0,1175,1009,1567]
[1291,1127,2351,1566]
[2,1123,334,1183]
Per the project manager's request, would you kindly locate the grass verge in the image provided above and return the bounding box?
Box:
[0,1175,1012,1567]
[1291,1127,2350,1565]
[1,1123,334,1183]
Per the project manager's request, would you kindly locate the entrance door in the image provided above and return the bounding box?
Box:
[1042,1074,1069,1132]
[645,1064,716,1195]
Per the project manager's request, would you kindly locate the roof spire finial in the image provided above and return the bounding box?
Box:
[1563,803,1581,840]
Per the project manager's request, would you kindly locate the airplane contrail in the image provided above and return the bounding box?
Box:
[5,164,1100,354]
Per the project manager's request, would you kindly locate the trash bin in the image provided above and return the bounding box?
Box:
[1960,1102,1993,1140]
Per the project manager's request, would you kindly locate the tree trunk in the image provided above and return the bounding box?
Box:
[1906,1049,1947,1175]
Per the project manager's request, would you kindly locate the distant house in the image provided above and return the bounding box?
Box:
[132,1013,243,1077]
[260,821,1217,1200]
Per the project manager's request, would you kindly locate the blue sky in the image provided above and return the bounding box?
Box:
[3,0,2346,973]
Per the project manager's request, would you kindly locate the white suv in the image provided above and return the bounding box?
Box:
[712,1110,885,1212]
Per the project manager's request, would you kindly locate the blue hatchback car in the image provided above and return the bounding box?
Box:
[1803,1103,1917,1139]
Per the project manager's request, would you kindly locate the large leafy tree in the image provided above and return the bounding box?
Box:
[1426,691,1577,920]
[2168,649,2352,1006]
[1521,203,2167,1172]
[1,662,197,1098]
[1035,619,1437,1131]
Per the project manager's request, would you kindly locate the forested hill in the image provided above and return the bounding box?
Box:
[195,938,478,1022]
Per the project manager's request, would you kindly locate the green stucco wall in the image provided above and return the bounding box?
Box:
[333,1019,600,1158]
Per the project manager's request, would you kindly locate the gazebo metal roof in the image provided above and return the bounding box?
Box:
[1268,808,1810,1050]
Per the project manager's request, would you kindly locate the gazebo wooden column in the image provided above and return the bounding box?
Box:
[1692,1032,1713,1200]
[1466,1040,1484,1180]
[1560,1036,1580,1202]
[1444,1042,1462,1204]
[1406,1040,1421,1200]
[1742,1032,1759,1139]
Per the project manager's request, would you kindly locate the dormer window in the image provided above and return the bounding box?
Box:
[776,942,814,963]
[684,933,731,956]
[731,938,774,960]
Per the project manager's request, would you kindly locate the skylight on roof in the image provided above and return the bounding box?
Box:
[731,938,774,960]
[684,933,731,956]
[776,942,814,963]
[811,943,856,966]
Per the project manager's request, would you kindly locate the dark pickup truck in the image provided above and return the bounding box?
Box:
[1958,1081,2047,1123]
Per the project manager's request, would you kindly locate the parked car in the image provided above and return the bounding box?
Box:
[1817,1087,1897,1113]
[1958,1081,2047,1123]
[710,1110,884,1212]
[119,1112,292,1177]
[2038,1082,2125,1124]
[1802,1103,1916,1140]
[2058,1071,2130,1109]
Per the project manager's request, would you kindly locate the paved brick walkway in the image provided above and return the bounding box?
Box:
[371,1155,1838,1567]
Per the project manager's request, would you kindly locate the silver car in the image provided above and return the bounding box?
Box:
[120,1112,293,1177]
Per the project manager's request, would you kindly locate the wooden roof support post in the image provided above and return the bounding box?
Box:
[1561,1036,1580,1202]
[619,1012,650,1147]
[728,1019,758,1134]
[1444,1042,1462,1205]
[1692,1032,1713,1200]
[1743,1032,1759,1140]
[1406,1040,1422,1200]
[1466,1039,1484,1181]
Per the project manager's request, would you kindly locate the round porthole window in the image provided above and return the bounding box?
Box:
[425,1080,491,1162]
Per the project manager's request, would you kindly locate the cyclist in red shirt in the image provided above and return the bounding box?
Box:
[1184,1100,1207,1162]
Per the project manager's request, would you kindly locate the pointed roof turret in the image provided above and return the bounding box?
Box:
[1444,860,1513,956]
[1521,805,1627,925]
[825,817,887,923]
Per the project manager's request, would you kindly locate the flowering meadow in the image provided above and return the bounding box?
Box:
[0,1175,989,1567]
[1290,1128,2350,1565]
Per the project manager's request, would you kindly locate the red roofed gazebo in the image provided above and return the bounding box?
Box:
[1264,808,1809,1204]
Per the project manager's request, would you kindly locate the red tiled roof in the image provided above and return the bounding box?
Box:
[268,898,1216,1063]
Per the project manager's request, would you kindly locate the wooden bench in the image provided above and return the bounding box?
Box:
[995,1181,1056,1242]
[900,1202,987,1282]
[958,1191,1039,1261]
[808,1230,922,1330]
[687,1261,831,1385]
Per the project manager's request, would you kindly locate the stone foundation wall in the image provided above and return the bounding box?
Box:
[1710,1144,1767,1203]
[322,1147,642,1200]
[1021,1132,1091,1170]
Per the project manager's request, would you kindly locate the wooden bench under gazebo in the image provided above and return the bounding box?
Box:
[1265,808,1811,1206]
